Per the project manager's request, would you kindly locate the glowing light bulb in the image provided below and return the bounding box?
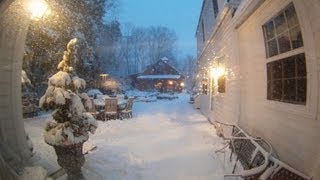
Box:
[210,67,225,79]
[28,0,49,20]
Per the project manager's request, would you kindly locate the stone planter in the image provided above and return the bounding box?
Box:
[52,143,85,180]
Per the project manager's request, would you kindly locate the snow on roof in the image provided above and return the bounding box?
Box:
[137,75,181,79]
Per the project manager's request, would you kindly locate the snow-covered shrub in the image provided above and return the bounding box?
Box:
[40,38,97,146]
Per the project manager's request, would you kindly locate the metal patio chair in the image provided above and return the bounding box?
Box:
[214,121,311,180]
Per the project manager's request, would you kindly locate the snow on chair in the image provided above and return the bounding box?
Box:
[119,97,134,119]
[214,121,311,180]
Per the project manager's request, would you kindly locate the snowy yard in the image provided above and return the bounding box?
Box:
[25,93,236,180]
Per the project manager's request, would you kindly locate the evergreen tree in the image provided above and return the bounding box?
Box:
[23,0,119,95]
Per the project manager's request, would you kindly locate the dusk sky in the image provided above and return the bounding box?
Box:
[118,0,203,58]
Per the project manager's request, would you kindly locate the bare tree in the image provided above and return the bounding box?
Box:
[181,54,196,90]
[116,25,178,76]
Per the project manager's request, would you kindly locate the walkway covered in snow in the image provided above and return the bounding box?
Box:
[25,93,235,180]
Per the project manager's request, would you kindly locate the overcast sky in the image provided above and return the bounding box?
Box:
[118,0,203,59]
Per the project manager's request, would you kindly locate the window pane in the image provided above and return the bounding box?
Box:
[283,79,296,101]
[267,63,272,80]
[278,32,291,53]
[290,26,303,49]
[296,53,306,77]
[283,57,295,78]
[297,78,306,103]
[272,80,282,100]
[267,39,278,57]
[285,3,299,28]
[263,21,275,40]
[218,76,226,93]
[272,60,282,79]
[274,13,287,34]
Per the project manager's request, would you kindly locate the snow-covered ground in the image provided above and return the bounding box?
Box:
[25,93,238,180]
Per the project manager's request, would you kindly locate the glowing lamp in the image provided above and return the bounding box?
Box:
[210,67,225,80]
[100,74,109,77]
[168,80,173,85]
[28,0,49,20]
[180,82,185,87]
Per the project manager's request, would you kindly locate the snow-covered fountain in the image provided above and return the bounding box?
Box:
[39,38,97,179]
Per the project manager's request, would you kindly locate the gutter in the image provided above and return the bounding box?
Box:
[233,0,265,29]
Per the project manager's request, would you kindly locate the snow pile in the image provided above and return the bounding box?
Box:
[20,166,47,180]
[156,93,178,100]
[40,38,97,146]
[125,89,159,102]
[86,89,103,98]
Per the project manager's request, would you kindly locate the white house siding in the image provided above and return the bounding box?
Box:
[237,0,320,177]
[197,3,241,126]
[196,0,320,178]
[196,0,225,56]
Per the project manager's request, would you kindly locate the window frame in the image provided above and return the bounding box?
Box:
[262,2,303,58]
[262,2,307,105]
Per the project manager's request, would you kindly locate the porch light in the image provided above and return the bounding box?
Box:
[28,0,49,20]
[168,80,173,85]
[100,74,109,81]
[210,66,225,80]
[99,74,109,77]
[180,82,185,87]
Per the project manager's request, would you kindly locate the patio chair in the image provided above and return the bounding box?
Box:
[104,98,118,120]
[119,97,134,119]
[88,99,98,117]
[214,121,311,180]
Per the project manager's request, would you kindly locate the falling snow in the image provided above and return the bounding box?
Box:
[25,93,240,179]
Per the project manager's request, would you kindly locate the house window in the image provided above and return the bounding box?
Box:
[218,75,226,93]
[212,0,219,18]
[263,3,306,105]
[262,3,303,58]
[267,53,306,104]
[202,83,208,95]
[201,20,205,42]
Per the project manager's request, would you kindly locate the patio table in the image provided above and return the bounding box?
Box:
[93,97,128,111]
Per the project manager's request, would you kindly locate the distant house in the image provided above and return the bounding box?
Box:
[132,57,184,92]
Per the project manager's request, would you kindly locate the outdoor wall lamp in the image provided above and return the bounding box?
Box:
[210,66,225,80]
[27,0,49,20]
